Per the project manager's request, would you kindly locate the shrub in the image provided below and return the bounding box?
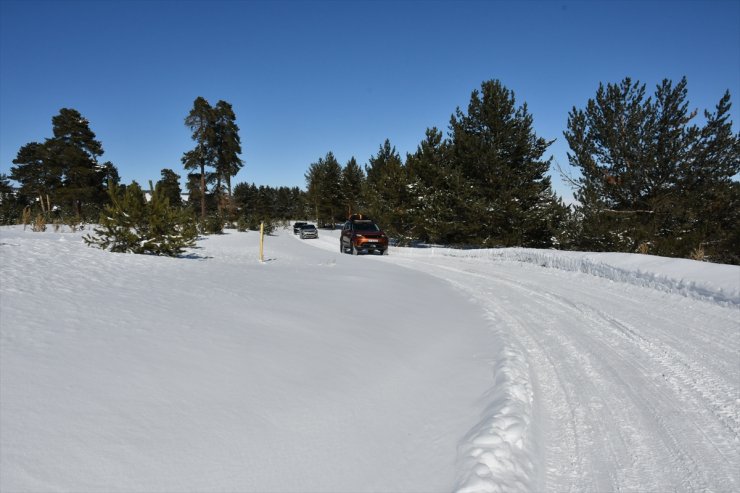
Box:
[85,181,197,256]
[199,214,224,235]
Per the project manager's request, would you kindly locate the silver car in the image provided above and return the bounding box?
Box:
[299,224,318,239]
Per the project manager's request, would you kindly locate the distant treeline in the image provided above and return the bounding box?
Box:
[2,77,738,264]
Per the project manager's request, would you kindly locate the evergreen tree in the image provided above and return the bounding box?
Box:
[84,181,147,253]
[48,109,110,216]
[565,77,739,262]
[288,186,308,219]
[233,182,257,215]
[680,90,740,262]
[274,186,293,219]
[157,168,183,207]
[0,174,22,225]
[449,80,560,247]
[11,108,115,218]
[405,128,473,244]
[213,100,244,198]
[305,152,344,226]
[85,180,196,256]
[142,180,198,255]
[364,139,409,239]
[341,157,365,218]
[10,142,60,205]
[182,97,216,219]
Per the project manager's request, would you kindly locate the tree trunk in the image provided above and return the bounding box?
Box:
[200,162,206,219]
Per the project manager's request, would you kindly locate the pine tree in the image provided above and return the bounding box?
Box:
[680,91,740,263]
[341,157,365,218]
[565,77,739,262]
[11,109,116,218]
[305,152,343,226]
[157,168,183,207]
[85,181,147,253]
[449,80,559,247]
[0,174,22,225]
[11,142,60,205]
[85,180,196,256]
[140,181,198,255]
[406,128,475,244]
[213,100,244,198]
[48,109,110,216]
[364,139,409,239]
[182,97,216,219]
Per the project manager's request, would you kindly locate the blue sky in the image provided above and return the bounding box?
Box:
[1,0,738,201]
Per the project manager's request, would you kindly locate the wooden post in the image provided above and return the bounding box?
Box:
[259,221,264,262]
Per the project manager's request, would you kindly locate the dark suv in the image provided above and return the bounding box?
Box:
[340,214,389,255]
[292,221,307,234]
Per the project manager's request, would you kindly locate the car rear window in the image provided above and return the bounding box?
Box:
[354,221,379,232]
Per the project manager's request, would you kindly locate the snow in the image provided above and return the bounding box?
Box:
[1,225,738,492]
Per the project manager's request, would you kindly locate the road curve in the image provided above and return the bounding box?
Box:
[305,230,739,492]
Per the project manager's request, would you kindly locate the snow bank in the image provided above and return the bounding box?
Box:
[454,343,535,493]
[391,246,740,307]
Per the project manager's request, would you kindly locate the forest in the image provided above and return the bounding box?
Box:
[3,78,738,263]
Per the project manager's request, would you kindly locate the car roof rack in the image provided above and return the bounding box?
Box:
[348,213,372,221]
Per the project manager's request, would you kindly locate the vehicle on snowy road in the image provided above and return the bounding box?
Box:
[340,214,388,255]
[299,224,318,239]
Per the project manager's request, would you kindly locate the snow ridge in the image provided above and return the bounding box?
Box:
[394,246,740,307]
[455,342,536,493]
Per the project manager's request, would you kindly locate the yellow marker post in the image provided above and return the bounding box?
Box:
[259,221,264,262]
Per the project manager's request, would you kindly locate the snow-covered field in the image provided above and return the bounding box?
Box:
[1,225,738,492]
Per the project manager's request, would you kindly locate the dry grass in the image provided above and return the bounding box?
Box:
[31,214,46,232]
[21,207,32,230]
[690,246,706,261]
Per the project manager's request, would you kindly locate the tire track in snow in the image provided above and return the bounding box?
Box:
[390,256,739,492]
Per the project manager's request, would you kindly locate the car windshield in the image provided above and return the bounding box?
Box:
[354,221,379,232]
[302,225,316,230]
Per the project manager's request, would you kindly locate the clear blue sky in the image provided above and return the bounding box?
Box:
[1,0,738,201]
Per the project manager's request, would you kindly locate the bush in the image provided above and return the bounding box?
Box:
[199,214,224,235]
[236,216,250,232]
[85,181,197,256]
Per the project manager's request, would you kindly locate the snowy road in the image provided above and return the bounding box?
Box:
[1,225,739,492]
[307,230,740,492]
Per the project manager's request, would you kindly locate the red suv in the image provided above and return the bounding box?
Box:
[340,214,389,255]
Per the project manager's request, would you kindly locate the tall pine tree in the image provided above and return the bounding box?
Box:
[364,139,409,239]
[305,152,343,226]
[450,80,561,247]
[182,97,216,219]
[405,127,473,244]
[341,157,365,218]
[213,100,244,199]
